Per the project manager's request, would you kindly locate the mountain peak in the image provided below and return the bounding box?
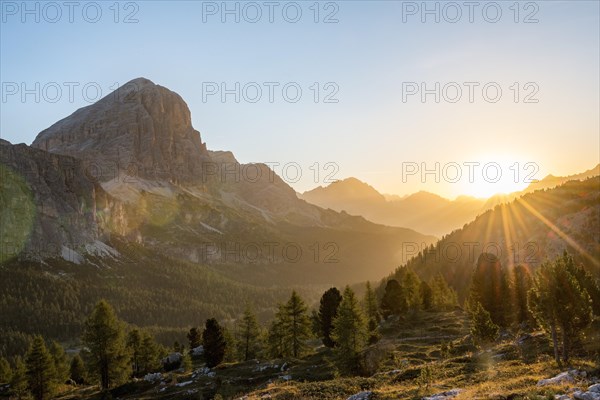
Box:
[32,78,211,183]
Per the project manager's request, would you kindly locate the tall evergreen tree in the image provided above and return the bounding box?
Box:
[202,318,226,368]
[70,354,87,385]
[469,253,510,327]
[126,329,142,376]
[364,281,381,344]
[187,327,202,350]
[332,286,367,374]
[138,332,162,373]
[513,265,533,324]
[237,307,261,361]
[267,304,288,358]
[49,341,69,384]
[528,252,593,364]
[0,356,12,383]
[380,279,403,317]
[282,291,312,358]
[420,281,433,310]
[10,357,28,400]
[318,287,343,348]
[430,273,458,310]
[401,268,422,313]
[82,300,130,390]
[469,301,499,346]
[25,335,56,400]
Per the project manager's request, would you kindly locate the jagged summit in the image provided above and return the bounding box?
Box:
[32,77,211,183]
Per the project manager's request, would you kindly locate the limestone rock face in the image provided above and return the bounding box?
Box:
[32,78,211,183]
[0,140,102,261]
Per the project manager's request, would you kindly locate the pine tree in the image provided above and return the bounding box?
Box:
[49,341,69,384]
[222,325,238,363]
[237,307,261,361]
[267,304,288,358]
[25,335,56,400]
[126,329,142,376]
[420,281,433,310]
[401,268,422,313]
[0,356,12,383]
[10,357,28,400]
[430,273,458,310]
[513,265,533,324]
[528,252,593,364]
[181,353,193,372]
[187,327,202,350]
[138,332,162,373]
[380,279,403,317]
[363,282,381,344]
[332,286,367,374]
[469,253,510,327]
[82,300,130,390]
[469,301,499,346]
[202,318,226,368]
[282,291,312,358]
[318,288,343,348]
[70,354,87,385]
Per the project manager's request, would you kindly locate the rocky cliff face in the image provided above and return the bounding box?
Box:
[32,78,211,184]
[0,140,108,262]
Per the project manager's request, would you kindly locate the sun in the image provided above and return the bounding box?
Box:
[459,154,536,198]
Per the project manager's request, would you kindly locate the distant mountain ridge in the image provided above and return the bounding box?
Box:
[301,166,600,237]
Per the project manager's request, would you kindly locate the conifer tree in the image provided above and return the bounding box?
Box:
[380,279,403,317]
[10,357,28,400]
[139,332,162,373]
[126,329,142,376]
[49,341,69,384]
[364,281,381,344]
[318,287,343,348]
[332,286,367,374]
[282,291,312,358]
[202,318,226,368]
[401,268,422,313]
[237,307,261,361]
[25,335,56,400]
[0,356,12,383]
[528,252,592,364]
[267,304,288,358]
[69,354,87,385]
[187,327,202,350]
[513,265,533,324]
[469,301,499,346]
[82,300,130,390]
[420,281,433,310]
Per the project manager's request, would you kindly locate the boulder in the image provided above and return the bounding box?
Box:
[346,391,372,400]
[422,389,462,400]
[537,371,576,387]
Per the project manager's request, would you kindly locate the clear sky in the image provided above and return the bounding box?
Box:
[1,1,599,198]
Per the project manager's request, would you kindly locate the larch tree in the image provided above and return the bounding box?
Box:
[25,335,56,400]
[363,281,381,344]
[48,341,69,384]
[10,357,29,400]
[332,286,367,374]
[318,287,342,348]
[528,252,592,364]
[237,307,261,361]
[282,291,312,358]
[202,318,227,368]
[82,300,130,390]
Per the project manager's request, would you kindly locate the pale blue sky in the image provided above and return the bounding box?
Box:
[1,1,599,198]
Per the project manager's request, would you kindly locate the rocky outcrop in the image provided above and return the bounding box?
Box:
[32,78,211,184]
[0,140,104,261]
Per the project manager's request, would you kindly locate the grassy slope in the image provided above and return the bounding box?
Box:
[51,310,599,400]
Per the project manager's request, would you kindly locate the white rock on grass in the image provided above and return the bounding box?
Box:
[537,371,577,387]
[573,390,600,400]
[143,372,162,382]
[422,389,462,400]
[346,391,372,400]
[589,384,600,393]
